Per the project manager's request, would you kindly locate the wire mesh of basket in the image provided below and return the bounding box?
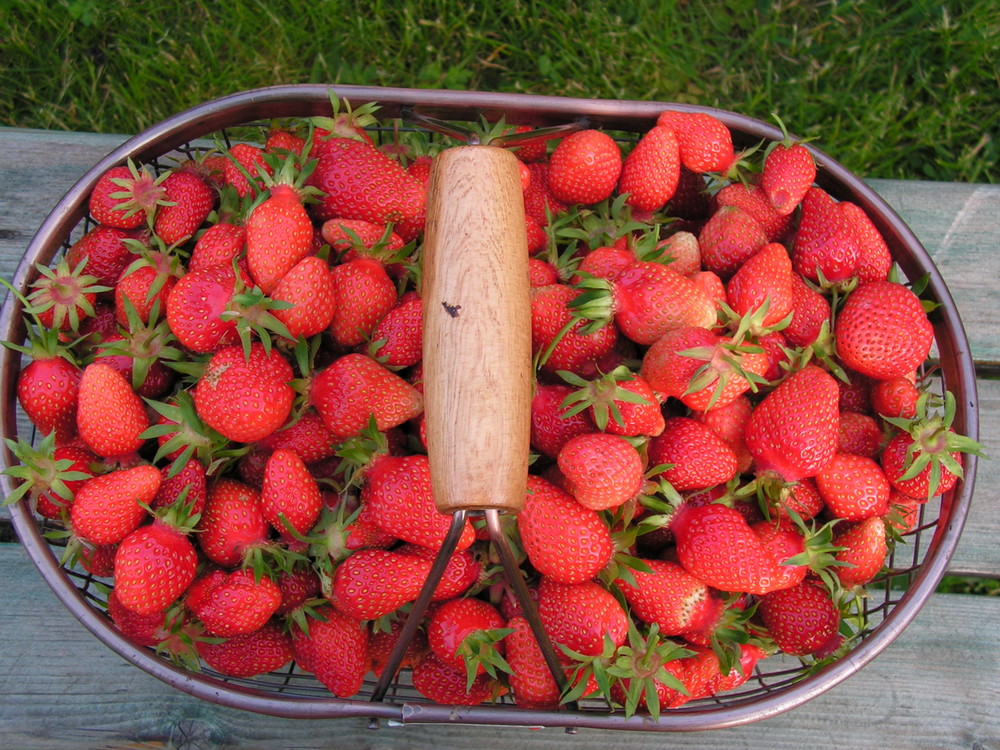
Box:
[0,85,979,731]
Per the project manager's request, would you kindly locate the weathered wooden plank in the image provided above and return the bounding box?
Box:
[1,543,997,749]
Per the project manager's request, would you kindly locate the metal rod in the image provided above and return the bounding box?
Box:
[484,509,578,713]
[368,510,468,708]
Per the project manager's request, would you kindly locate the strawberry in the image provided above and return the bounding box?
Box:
[188,222,247,272]
[256,410,337,465]
[113,253,180,327]
[508,124,549,163]
[725,242,795,329]
[65,225,137,292]
[834,280,934,380]
[4,438,96,520]
[197,478,270,568]
[655,111,735,173]
[537,576,629,657]
[26,257,106,332]
[670,501,784,595]
[426,597,508,678]
[832,516,888,587]
[656,230,702,276]
[881,428,961,502]
[197,621,294,678]
[329,547,433,619]
[522,162,569,227]
[411,651,499,706]
[871,376,920,419]
[223,143,273,199]
[260,448,323,536]
[530,284,619,374]
[113,513,198,615]
[756,580,841,657]
[153,169,216,246]
[308,136,426,241]
[265,127,306,155]
[697,205,769,278]
[151,457,207,518]
[88,162,165,229]
[792,187,860,285]
[750,518,810,591]
[647,416,739,492]
[290,604,368,697]
[15,343,81,444]
[270,255,337,339]
[186,567,282,637]
[761,140,816,216]
[369,617,429,678]
[76,362,149,458]
[547,129,622,205]
[690,395,754,474]
[784,274,831,349]
[505,615,563,708]
[245,180,315,294]
[193,342,294,444]
[164,263,244,352]
[666,166,713,220]
[274,563,323,616]
[815,453,891,521]
[369,295,422,368]
[530,383,597,459]
[557,432,645,510]
[106,589,170,647]
[321,218,407,266]
[397,543,480,601]
[840,201,893,283]
[744,365,840,482]
[838,410,883,458]
[713,182,794,242]
[557,366,664,437]
[517,475,614,584]
[328,256,397,347]
[310,353,423,441]
[673,643,767,705]
[617,125,680,212]
[616,559,717,636]
[69,465,159,546]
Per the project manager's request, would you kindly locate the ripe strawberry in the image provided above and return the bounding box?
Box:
[871,376,920,419]
[647,416,739,492]
[750,518,810,592]
[397,543,480,601]
[426,597,507,676]
[290,604,368,697]
[165,263,244,352]
[792,187,860,285]
[152,457,207,518]
[832,516,888,587]
[265,127,306,155]
[670,501,784,595]
[369,617,429,678]
[667,166,713,220]
[881,428,962,501]
[198,621,294,678]
[197,478,270,567]
[411,651,499,706]
[114,515,198,615]
[617,125,680,212]
[784,273,832,349]
[761,140,816,216]
[557,366,664,437]
[6,438,96,520]
[245,182,314,294]
[744,365,840,482]
[321,218,407,264]
[697,205,769,278]
[88,162,165,229]
[188,222,247,272]
[690,394,754,474]
[69,465,159,546]
[725,242,795,329]
[713,182,794,242]
[193,342,294,444]
[757,580,841,656]
[655,230,701,276]
[522,162,569,227]
[223,143,273,199]
[153,169,215,246]
[369,295,422,368]
[113,254,180,327]
[329,547,433,619]
[75,362,149,458]
[26,257,106,332]
[840,201,893,283]
[505,615,563,708]
[530,383,597,459]
[537,576,628,657]
[655,110,735,173]
[308,136,426,241]
[835,280,934,380]
[547,129,622,205]
[270,255,337,339]
[106,589,170,647]
[508,124,549,163]
[261,448,323,536]
[310,353,423,441]
[675,643,767,705]
[65,225,137,292]
[838,410,883,458]
[256,410,338,465]
[15,344,81,444]
[517,475,614,584]
[530,284,619,374]
[557,432,645,510]
[815,453,891,520]
[186,567,282,637]
[328,256,397,347]
[616,559,717,635]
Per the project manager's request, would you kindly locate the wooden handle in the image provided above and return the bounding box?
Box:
[421,146,532,514]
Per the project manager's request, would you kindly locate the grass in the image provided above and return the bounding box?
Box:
[1,0,998,182]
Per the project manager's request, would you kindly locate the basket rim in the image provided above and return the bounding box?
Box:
[0,84,980,731]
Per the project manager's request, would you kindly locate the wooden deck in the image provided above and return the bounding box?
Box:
[1,127,997,749]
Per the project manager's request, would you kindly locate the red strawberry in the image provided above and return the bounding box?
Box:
[69,465,159,546]
[838,411,883,458]
[757,580,841,656]
[832,516,888,587]
[290,605,368,697]
[667,166,713,220]
[517,475,614,584]
[537,576,628,657]
[616,559,717,635]
[697,205,769,278]
[265,127,305,155]
[647,416,739,492]
[197,478,270,567]
[557,366,664,437]
[690,395,754,474]
[547,129,622,205]
[655,230,702,276]
[223,143,273,199]
[713,182,794,242]
[522,162,569,227]
[557,432,645,510]
[270,255,337,339]
[186,567,282,637]
[744,365,840,482]
[509,124,549,163]
[113,254,179,327]
[198,621,294,678]
[261,448,323,536]
[12,441,96,520]
[397,543,480,601]
[655,111,735,173]
[792,187,860,284]
[16,347,81,444]
[106,589,169,647]
[256,410,338,465]
[328,256,397,347]
[530,284,619,374]
[369,617,429,678]
[871,376,920,419]
[530,383,597,459]
[188,222,247,272]
[881,429,962,501]
[840,202,893,283]
[618,125,680,212]
[834,280,934,380]
[192,343,293,445]
[369,295,422,368]
[725,242,795,328]
[675,643,767,705]
[505,615,563,708]
[165,263,243,352]
[65,225,137,292]
[321,218,407,264]
[750,519,809,591]
[815,453,891,520]
[152,457,207,517]
[784,273,831,348]
[113,515,198,615]
[670,501,784,595]
[26,257,105,332]
[310,353,423,441]
[330,547,434,619]
[411,651,498,706]
[274,563,323,616]
[153,169,215,246]
[76,362,149,458]
[426,597,507,675]
[88,162,165,229]
[245,183,314,295]
[761,141,816,216]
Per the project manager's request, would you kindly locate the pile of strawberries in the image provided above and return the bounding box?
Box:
[4,97,982,717]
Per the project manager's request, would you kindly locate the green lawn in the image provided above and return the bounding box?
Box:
[2,0,997,182]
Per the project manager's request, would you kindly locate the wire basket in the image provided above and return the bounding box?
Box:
[0,85,980,731]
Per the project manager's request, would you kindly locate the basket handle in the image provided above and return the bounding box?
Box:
[421,145,532,515]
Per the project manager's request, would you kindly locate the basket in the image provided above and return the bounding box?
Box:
[0,85,980,731]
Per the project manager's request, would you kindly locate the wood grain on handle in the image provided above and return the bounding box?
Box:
[421,146,532,514]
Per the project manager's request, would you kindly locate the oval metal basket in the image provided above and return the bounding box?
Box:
[0,85,980,731]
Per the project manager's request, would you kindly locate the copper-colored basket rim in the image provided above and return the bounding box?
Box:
[0,84,980,731]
